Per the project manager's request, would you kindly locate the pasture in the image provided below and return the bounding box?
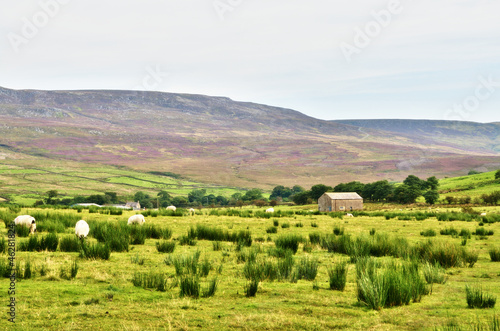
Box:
[1,205,499,330]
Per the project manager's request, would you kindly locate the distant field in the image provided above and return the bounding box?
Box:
[0,204,499,330]
[439,171,500,197]
[0,157,247,204]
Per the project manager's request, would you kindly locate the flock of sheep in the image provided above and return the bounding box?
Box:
[15,208,485,238]
[12,206,198,239]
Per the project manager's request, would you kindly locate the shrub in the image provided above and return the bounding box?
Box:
[156,241,176,253]
[420,229,437,237]
[466,286,496,308]
[489,247,500,262]
[275,234,303,254]
[59,236,81,252]
[328,261,348,291]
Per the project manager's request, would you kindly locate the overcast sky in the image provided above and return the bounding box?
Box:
[1,0,499,123]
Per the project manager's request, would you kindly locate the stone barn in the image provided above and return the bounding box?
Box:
[318,192,363,212]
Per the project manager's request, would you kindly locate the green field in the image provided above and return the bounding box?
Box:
[0,158,246,205]
[439,171,500,197]
[1,205,499,330]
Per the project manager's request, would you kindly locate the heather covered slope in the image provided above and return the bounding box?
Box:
[0,87,499,190]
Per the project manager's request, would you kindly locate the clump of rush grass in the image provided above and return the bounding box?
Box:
[327,261,348,291]
[293,257,318,281]
[131,253,145,265]
[489,247,500,262]
[156,241,176,253]
[274,234,303,254]
[465,285,496,308]
[179,275,200,298]
[420,229,436,237]
[266,226,278,234]
[79,242,110,260]
[132,270,169,292]
[212,241,223,251]
[59,259,78,280]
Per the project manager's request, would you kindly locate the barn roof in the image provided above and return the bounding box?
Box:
[322,192,362,200]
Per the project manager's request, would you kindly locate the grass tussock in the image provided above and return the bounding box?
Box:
[328,261,348,291]
[79,242,111,260]
[465,286,497,309]
[156,241,176,253]
[274,234,304,254]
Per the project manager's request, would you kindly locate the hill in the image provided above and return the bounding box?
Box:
[1,86,499,196]
[438,170,500,198]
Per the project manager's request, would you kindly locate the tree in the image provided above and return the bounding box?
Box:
[188,189,206,204]
[292,191,310,205]
[334,181,365,195]
[391,184,421,204]
[242,189,263,201]
[496,170,500,180]
[309,184,333,201]
[134,191,152,208]
[403,175,427,190]
[104,192,118,204]
[45,190,58,204]
[426,176,439,191]
[216,195,228,206]
[292,185,305,194]
[423,190,439,205]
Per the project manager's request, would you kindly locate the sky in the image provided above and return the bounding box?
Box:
[1,0,499,123]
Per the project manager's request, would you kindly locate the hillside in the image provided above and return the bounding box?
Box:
[438,170,500,198]
[1,87,499,194]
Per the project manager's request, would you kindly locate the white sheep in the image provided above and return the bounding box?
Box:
[75,220,90,238]
[480,212,487,216]
[14,215,36,234]
[266,208,274,213]
[188,208,195,214]
[128,214,145,225]
[346,213,354,217]
[166,206,176,211]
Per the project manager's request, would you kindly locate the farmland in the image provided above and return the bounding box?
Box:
[1,205,499,330]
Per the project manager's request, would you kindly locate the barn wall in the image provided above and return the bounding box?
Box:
[333,199,363,211]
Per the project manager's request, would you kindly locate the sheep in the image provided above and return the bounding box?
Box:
[128,214,145,225]
[166,206,176,211]
[14,215,36,234]
[266,208,274,213]
[480,212,487,216]
[188,208,195,214]
[346,213,354,217]
[75,220,90,239]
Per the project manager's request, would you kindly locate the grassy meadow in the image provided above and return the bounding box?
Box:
[1,204,499,330]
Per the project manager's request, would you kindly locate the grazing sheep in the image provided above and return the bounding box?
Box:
[75,220,90,238]
[346,213,354,217]
[166,206,176,211]
[480,212,487,216]
[188,208,195,214]
[266,208,274,213]
[128,214,145,225]
[14,215,36,234]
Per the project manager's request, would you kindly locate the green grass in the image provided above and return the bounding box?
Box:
[439,170,500,198]
[1,205,500,330]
